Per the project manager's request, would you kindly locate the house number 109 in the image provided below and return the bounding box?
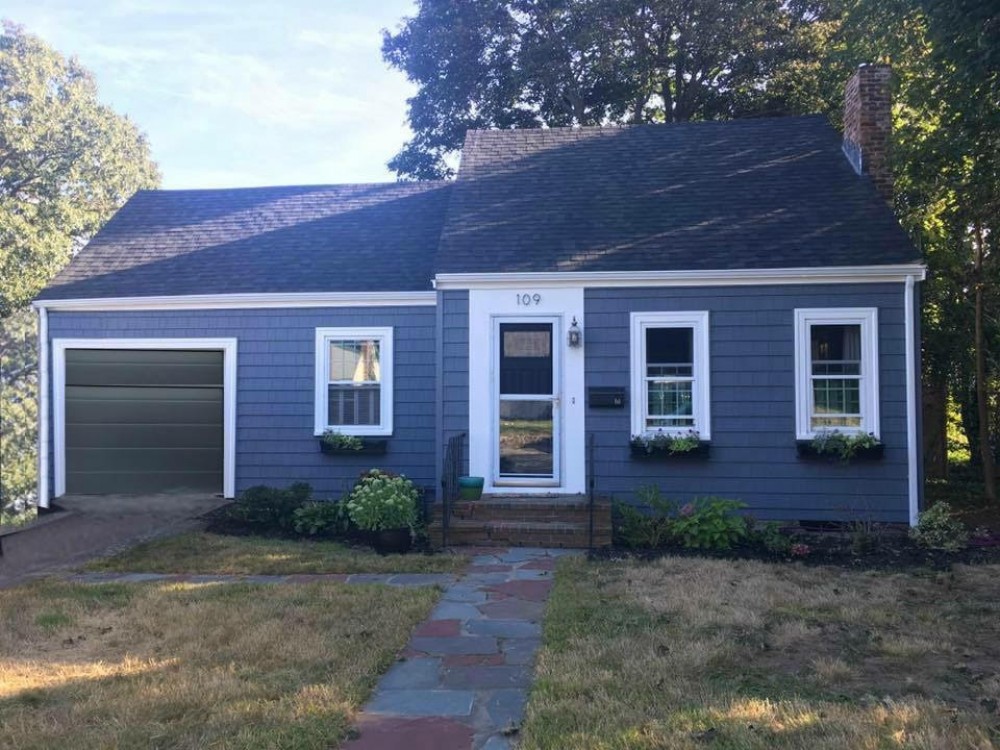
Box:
[516,293,542,306]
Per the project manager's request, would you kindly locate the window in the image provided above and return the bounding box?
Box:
[314,327,393,436]
[794,309,878,439]
[630,312,710,439]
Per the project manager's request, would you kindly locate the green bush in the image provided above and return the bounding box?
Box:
[224,482,311,531]
[910,502,968,551]
[672,498,748,550]
[613,486,675,548]
[753,521,793,555]
[347,470,420,531]
[292,501,352,537]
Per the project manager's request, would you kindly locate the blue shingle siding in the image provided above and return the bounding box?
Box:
[47,306,437,497]
[440,290,470,475]
[585,283,911,522]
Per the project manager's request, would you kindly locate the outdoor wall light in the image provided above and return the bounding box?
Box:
[568,317,583,347]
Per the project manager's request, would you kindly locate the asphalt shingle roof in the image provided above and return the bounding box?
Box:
[436,115,919,274]
[37,115,919,302]
[36,182,451,299]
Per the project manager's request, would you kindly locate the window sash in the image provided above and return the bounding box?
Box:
[315,328,392,437]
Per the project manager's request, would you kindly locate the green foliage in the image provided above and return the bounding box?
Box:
[320,431,363,451]
[1,308,37,521]
[613,486,675,548]
[630,430,701,455]
[672,498,749,550]
[910,501,969,551]
[347,470,419,532]
[382,0,815,179]
[224,483,312,532]
[0,22,160,314]
[291,501,352,537]
[810,430,882,461]
[754,521,794,555]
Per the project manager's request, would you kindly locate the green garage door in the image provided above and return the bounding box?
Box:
[65,349,224,495]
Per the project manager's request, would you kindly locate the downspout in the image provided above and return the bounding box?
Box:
[36,304,50,510]
[904,275,918,526]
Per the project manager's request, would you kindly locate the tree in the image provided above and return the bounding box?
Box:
[383,0,816,179]
[0,21,159,518]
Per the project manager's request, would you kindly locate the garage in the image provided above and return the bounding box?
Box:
[62,348,225,495]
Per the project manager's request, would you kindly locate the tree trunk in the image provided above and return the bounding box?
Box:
[922,376,948,479]
[973,223,997,502]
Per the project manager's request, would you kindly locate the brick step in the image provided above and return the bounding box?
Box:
[429,498,612,526]
[427,519,612,549]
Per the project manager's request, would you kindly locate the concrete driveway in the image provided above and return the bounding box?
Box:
[0,493,230,588]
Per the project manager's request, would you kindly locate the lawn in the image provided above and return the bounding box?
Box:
[0,578,437,750]
[521,556,1000,749]
[86,531,468,575]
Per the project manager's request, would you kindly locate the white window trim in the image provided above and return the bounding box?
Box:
[314,327,393,437]
[630,311,711,440]
[794,308,879,440]
[51,338,238,500]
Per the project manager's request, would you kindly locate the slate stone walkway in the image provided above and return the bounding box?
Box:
[344,547,576,750]
[65,571,458,587]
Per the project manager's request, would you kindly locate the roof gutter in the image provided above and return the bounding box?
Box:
[433,264,927,290]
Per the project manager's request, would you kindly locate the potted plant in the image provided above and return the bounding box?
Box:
[630,430,710,459]
[346,469,419,553]
[458,476,485,501]
[797,430,884,462]
[319,430,388,455]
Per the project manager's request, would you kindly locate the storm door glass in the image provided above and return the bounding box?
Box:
[497,323,555,479]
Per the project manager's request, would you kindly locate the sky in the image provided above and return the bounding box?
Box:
[4,0,419,188]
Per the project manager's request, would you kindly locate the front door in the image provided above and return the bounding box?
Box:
[494,319,560,486]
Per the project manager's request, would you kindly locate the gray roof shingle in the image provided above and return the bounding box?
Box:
[37,182,451,300]
[436,115,919,274]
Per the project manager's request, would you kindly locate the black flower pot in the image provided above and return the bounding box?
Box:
[373,528,411,554]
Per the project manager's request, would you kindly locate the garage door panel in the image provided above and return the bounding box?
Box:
[65,423,223,450]
[66,350,224,387]
[66,386,223,425]
[66,470,222,495]
[68,447,224,473]
[64,349,225,495]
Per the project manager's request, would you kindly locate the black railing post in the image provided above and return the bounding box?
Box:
[440,432,466,550]
[587,432,596,551]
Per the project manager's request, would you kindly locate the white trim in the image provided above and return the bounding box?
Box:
[492,316,562,487]
[314,327,394,437]
[905,275,919,526]
[793,308,879,440]
[37,307,50,509]
[32,291,436,312]
[435,264,927,289]
[468,288,586,495]
[51,337,238,499]
[630,311,711,440]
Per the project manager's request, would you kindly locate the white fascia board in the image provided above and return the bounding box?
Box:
[32,291,437,311]
[434,264,928,289]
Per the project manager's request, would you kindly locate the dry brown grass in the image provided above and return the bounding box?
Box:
[86,531,467,575]
[0,579,437,749]
[521,556,1000,749]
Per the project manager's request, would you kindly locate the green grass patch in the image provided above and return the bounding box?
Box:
[85,532,467,575]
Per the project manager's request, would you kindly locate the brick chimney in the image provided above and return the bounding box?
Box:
[842,63,893,202]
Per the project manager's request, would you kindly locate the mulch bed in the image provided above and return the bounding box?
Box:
[593,532,1000,572]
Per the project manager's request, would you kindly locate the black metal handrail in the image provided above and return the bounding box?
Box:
[587,432,596,551]
[441,432,466,548]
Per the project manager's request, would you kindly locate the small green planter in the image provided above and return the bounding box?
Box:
[458,476,485,501]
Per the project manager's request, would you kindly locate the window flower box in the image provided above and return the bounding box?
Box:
[630,432,710,460]
[318,436,388,456]
[796,431,884,462]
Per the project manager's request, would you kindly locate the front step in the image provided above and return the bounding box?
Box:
[427,495,613,548]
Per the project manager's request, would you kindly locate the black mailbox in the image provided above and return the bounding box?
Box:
[588,387,627,409]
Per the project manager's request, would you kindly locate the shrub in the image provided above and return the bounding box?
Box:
[754,521,793,555]
[224,482,311,531]
[292,501,352,537]
[347,470,420,531]
[613,486,675,548]
[671,498,748,550]
[910,502,968,551]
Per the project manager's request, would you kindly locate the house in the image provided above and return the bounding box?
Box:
[32,64,925,535]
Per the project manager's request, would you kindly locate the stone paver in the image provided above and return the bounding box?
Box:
[346,547,576,750]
